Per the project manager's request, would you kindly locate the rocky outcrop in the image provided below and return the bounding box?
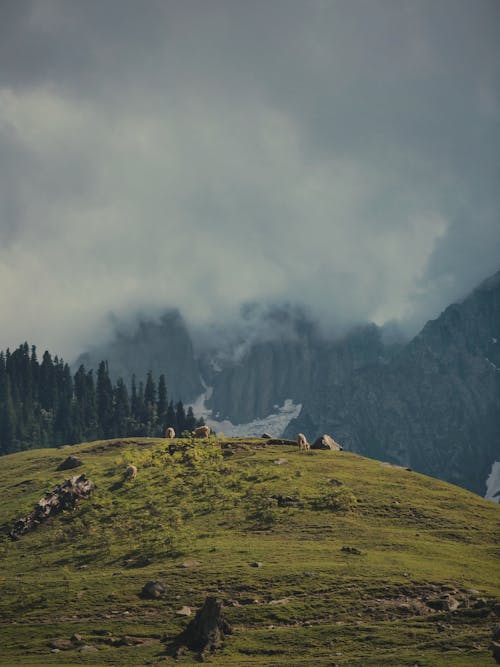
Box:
[311,434,343,450]
[285,271,500,495]
[10,474,95,539]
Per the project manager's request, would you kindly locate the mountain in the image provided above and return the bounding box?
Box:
[285,271,500,496]
[74,310,203,402]
[0,436,498,666]
[74,271,500,498]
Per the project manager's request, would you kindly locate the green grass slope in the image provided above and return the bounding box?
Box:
[0,437,498,666]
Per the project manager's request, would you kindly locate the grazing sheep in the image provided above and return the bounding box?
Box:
[124,464,137,480]
[297,433,310,451]
[165,427,176,439]
[194,425,211,438]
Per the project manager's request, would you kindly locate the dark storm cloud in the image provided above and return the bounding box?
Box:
[0,0,498,357]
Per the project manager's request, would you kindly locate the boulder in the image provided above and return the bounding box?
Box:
[311,434,343,451]
[57,456,83,471]
[176,606,192,617]
[141,580,166,599]
[261,433,272,439]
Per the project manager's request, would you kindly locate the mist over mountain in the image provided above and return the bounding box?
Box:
[74,270,500,498]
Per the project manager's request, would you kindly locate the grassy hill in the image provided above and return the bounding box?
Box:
[0,436,498,666]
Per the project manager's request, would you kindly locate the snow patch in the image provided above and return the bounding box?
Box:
[189,387,301,438]
[485,461,500,503]
[485,357,499,371]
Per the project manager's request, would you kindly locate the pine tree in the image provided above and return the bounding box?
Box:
[157,374,168,426]
[185,405,197,432]
[144,371,157,432]
[96,361,114,438]
[113,378,130,436]
[0,355,16,454]
[175,401,186,435]
[166,400,177,433]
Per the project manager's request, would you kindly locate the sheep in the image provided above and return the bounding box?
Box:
[193,425,211,438]
[165,427,175,439]
[297,433,310,451]
[124,464,137,480]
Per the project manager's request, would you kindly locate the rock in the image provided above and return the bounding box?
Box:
[273,458,288,465]
[141,580,166,599]
[10,474,95,539]
[341,546,362,555]
[267,438,297,446]
[179,560,201,568]
[249,562,263,568]
[268,598,289,605]
[176,606,192,616]
[48,639,74,650]
[79,645,98,652]
[70,633,83,643]
[50,648,60,653]
[262,433,272,439]
[427,595,459,612]
[269,494,299,507]
[473,598,488,609]
[57,456,83,471]
[311,434,343,450]
[116,635,146,646]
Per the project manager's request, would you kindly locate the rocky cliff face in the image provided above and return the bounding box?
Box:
[203,319,385,424]
[285,271,500,495]
[74,310,203,402]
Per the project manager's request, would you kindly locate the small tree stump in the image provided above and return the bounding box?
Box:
[173,596,231,661]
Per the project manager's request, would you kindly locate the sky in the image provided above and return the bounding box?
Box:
[0,0,499,359]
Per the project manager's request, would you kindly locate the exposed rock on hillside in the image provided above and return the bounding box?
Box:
[311,434,343,450]
[10,474,95,539]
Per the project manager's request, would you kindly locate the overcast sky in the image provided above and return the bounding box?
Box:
[1,0,499,358]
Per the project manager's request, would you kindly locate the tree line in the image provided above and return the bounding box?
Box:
[0,342,204,456]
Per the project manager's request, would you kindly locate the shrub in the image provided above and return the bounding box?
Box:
[244,487,279,529]
[312,485,357,513]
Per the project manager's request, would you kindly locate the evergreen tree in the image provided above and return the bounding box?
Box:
[166,400,177,433]
[113,378,130,436]
[144,371,157,432]
[175,401,186,435]
[0,355,16,454]
[96,361,114,438]
[157,374,168,426]
[185,405,197,432]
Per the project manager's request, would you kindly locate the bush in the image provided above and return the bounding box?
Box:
[312,485,357,513]
[244,487,279,529]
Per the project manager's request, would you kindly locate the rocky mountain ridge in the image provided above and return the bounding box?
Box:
[285,271,500,495]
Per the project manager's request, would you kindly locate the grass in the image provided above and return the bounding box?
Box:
[0,436,498,665]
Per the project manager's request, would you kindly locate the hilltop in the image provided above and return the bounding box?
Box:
[0,436,499,666]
